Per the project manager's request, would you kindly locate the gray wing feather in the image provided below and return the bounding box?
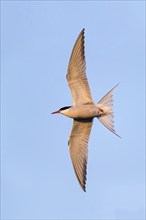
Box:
[68,118,93,191]
[66,29,93,105]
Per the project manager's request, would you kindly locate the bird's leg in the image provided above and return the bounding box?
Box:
[98,108,104,115]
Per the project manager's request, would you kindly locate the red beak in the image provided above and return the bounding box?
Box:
[51,110,60,114]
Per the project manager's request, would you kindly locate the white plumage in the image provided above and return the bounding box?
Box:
[52,29,120,191]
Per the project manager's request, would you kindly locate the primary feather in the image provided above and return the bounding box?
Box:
[66,29,93,105]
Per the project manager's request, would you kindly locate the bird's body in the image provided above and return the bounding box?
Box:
[60,104,112,119]
[52,29,120,192]
[60,104,97,119]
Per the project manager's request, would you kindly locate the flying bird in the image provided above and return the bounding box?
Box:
[52,29,120,192]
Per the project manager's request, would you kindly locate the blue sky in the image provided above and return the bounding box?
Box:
[1,1,145,219]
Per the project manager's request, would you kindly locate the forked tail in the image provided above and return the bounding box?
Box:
[97,84,121,138]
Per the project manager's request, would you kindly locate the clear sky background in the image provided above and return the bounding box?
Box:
[1,1,145,220]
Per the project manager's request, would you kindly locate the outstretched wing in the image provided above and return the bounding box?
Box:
[66,29,93,105]
[68,118,93,191]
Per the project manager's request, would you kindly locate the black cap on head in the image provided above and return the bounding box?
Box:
[59,106,71,111]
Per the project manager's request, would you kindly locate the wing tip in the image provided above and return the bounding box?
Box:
[79,28,85,39]
[81,28,85,33]
[71,156,87,192]
[82,185,86,192]
[79,178,86,192]
[80,158,87,192]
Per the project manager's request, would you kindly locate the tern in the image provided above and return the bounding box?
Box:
[52,29,120,192]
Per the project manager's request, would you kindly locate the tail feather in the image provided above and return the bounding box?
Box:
[97,84,121,138]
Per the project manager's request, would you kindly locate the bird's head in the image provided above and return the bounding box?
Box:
[52,106,71,114]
